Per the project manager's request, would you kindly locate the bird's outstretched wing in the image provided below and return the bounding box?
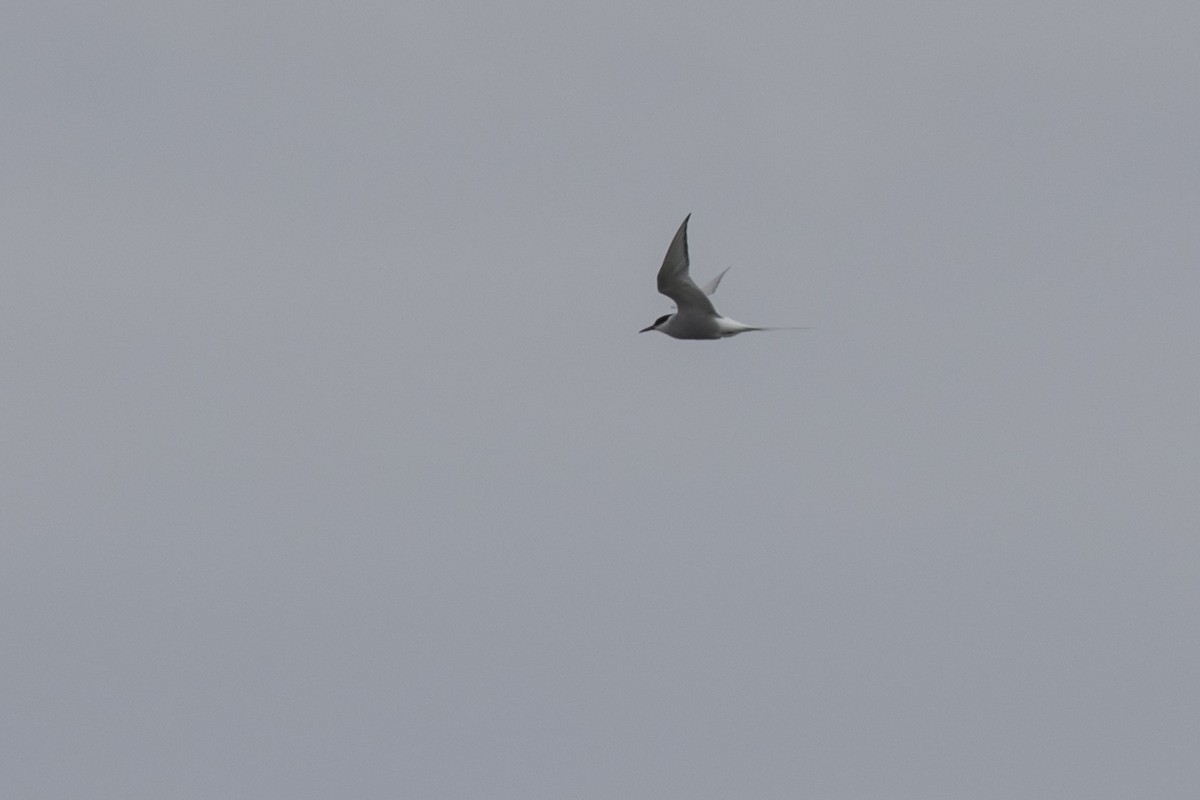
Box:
[700,266,731,296]
[657,214,718,316]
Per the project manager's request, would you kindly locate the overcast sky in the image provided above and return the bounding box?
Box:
[4,2,1199,798]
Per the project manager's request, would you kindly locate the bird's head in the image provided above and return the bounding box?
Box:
[639,314,672,333]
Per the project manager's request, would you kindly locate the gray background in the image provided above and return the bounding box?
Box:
[4,3,1198,798]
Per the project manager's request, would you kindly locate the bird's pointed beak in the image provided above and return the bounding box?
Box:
[638,324,655,333]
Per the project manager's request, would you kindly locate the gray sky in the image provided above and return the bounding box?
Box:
[4,2,1199,798]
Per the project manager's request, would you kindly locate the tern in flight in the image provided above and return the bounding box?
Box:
[639,214,803,339]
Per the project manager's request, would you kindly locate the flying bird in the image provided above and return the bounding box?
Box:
[639,214,803,339]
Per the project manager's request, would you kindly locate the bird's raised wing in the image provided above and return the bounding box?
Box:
[657,214,718,316]
[700,266,731,296]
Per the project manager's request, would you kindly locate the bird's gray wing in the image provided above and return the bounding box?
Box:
[700,266,731,296]
[657,214,718,316]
